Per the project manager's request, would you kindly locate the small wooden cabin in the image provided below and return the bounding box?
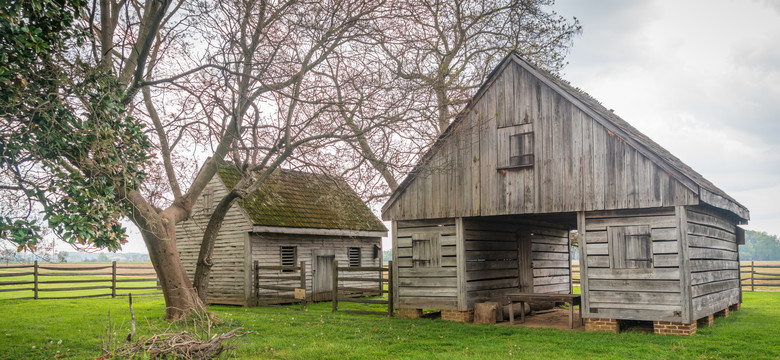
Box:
[382,52,749,333]
[178,167,387,306]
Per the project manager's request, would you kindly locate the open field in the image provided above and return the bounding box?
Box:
[0,292,779,359]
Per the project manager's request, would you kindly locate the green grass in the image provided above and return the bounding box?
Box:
[1,292,779,359]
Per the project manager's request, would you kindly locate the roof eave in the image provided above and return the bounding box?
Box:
[699,188,750,222]
[252,225,387,238]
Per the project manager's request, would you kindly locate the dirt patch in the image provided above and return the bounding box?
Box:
[499,307,584,331]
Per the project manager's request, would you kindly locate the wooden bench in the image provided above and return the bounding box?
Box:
[506,293,582,329]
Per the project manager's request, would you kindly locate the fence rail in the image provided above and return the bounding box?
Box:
[332,260,393,316]
[0,261,160,300]
[254,261,307,307]
[571,261,780,291]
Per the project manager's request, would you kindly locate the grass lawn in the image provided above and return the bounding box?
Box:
[0,292,778,359]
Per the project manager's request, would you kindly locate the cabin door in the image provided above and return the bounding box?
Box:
[517,230,533,293]
[312,249,335,301]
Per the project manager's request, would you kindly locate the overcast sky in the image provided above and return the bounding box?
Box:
[552,0,780,236]
[108,0,780,254]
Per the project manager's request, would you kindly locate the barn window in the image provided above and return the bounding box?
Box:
[348,247,361,267]
[412,233,441,268]
[280,246,297,272]
[608,225,652,269]
[509,132,534,167]
[202,188,214,214]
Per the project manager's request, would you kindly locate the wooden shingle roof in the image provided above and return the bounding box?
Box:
[218,167,387,232]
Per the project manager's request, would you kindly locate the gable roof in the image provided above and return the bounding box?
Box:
[218,167,387,233]
[382,52,749,221]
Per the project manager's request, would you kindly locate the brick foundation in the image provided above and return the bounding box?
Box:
[729,303,741,312]
[396,308,423,319]
[696,314,714,328]
[584,318,619,333]
[714,307,730,318]
[441,309,474,323]
[653,321,697,336]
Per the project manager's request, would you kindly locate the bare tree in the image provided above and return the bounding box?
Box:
[327,0,581,199]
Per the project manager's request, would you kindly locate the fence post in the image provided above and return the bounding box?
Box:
[332,260,339,312]
[388,260,393,317]
[378,264,383,294]
[751,261,755,292]
[300,261,307,310]
[254,260,259,305]
[33,260,38,300]
[112,261,117,298]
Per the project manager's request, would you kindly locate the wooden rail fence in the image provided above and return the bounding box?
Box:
[254,261,307,307]
[332,260,393,316]
[740,261,780,291]
[0,261,160,300]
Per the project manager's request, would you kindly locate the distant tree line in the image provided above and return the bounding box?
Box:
[740,230,780,261]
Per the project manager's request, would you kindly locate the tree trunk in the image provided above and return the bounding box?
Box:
[136,215,205,320]
[192,189,242,303]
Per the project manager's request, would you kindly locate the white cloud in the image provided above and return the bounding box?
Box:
[554,0,780,236]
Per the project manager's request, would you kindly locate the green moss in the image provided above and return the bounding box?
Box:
[217,166,386,231]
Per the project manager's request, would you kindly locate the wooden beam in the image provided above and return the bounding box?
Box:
[456,217,467,311]
[677,206,693,324]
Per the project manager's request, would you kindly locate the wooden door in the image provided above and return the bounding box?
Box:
[517,230,533,293]
[312,249,335,301]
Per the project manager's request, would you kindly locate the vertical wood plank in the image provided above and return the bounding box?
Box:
[332,260,339,312]
[456,217,467,311]
[388,260,394,315]
[391,221,400,307]
[577,212,590,316]
[676,206,693,324]
[471,110,481,216]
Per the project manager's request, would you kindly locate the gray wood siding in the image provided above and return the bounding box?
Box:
[176,176,252,306]
[252,233,381,298]
[384,60,698,221]
[462,219,520,308]
[530,226,571,294]
[394,219,459,310]
[686,206,741,320]
[583,208,684,322]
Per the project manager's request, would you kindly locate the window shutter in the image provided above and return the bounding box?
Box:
[348,247,361,267]
[412,233,441,268]
[509,132,534,167]
[608,225,651,269]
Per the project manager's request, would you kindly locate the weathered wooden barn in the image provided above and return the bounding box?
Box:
[382,52,749,334]
[177,167,387,306]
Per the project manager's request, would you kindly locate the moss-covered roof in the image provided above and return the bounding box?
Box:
[218,167,386,232]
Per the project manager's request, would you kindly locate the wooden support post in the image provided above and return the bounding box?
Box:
[33,260,38,300]
[112,261,117,298]
[387,261,394,317]
[300,261,307,309]
[254,260,260,301]
[332,260,339,312]
[750,261,755,292]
